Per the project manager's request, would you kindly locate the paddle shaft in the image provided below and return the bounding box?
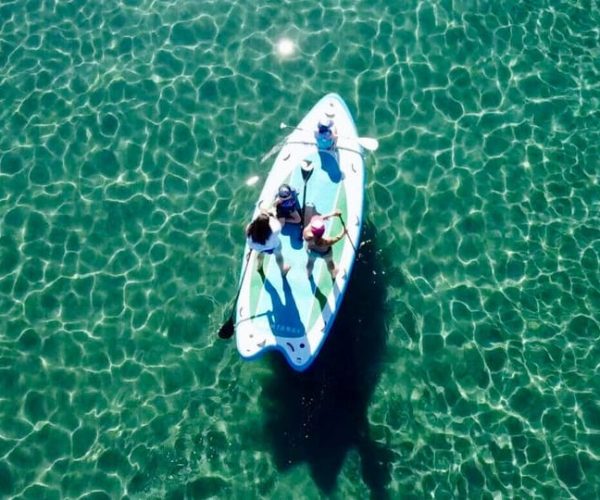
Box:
[280,123,378,151]
[285,140,364,157]
[219,250,252,339]
[301,181,309,234]
[232,250,253,310]
[299,161,316,237]
[338,215,358,254]
[262,118,378,164]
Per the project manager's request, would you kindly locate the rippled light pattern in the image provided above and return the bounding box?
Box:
[0,0,599,498]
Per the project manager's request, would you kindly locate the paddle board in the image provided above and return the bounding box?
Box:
[235,93,365,371]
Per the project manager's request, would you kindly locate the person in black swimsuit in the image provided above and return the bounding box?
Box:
[273,184,302,227]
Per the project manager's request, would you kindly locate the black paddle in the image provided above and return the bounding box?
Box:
[218,250,253,339]
[300,159,315,235]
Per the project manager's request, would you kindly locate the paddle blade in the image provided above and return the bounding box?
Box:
[260,142,283,164]
[358,137,379,151]
[218,316,235,339]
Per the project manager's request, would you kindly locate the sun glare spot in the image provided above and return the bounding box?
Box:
[246,176,260,186]
[276,38,296,57]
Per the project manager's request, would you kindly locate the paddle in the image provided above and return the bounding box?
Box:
[280,122,379,151]
[338,214,358,254]
[218,250,253,339]
[260,135,289,164]
[283,140,365,157]
[300,159,314,235]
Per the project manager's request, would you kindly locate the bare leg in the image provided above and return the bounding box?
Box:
[256,252,265,273]
[325,254,338,279]
[287,210,302,224]
[306,254,316,277]
[274,247,290,276]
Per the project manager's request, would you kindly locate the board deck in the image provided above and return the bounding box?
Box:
[235,94,365,371]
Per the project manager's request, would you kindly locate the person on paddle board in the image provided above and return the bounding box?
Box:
[246,211,290,276]
[303,209,344,279]
[314,118,338,151]
[273,183,301,226]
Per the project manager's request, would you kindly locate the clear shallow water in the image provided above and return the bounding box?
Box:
[1,0,599,497]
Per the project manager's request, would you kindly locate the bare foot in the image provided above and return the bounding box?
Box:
[330,268,338,280]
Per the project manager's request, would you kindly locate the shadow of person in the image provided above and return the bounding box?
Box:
[260,221,395,498]
[262,274,304,337]
[319,150,342,183]
[309,274,330,317]
[281,222,304,250]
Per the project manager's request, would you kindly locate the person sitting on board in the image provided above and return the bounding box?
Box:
[303,210,344,279]
[314,118,338,151]
[273,183,302,227]
[246,210,290,276]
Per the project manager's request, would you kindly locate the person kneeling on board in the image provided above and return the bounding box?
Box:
[272,183,302,227]
[246,211,291,276]
[314,118,338,151]
[303,210,344,279]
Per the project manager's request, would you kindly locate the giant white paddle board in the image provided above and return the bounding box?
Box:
[235,93,365,371]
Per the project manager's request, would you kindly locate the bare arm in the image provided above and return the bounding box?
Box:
[333,230,346,243]
[258,199,278,214]
[323,231,345,246]
[321,209,342,220]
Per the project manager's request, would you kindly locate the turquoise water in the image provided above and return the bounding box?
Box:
[1,0,599,497]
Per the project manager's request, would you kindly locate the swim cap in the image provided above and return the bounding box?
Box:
[278,184,292,199]
[310,216,325,237]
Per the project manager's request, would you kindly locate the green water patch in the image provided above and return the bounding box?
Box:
[0,0,599,497]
